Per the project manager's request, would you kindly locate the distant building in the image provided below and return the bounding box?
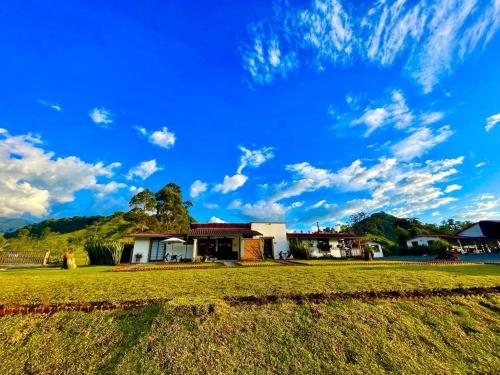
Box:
[286,232,384,258]
[406,220,500,253]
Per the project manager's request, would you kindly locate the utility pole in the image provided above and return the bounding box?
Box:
[316,221,320,233]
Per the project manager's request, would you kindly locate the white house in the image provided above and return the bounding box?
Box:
[126,222,289,263]
[406,220,500,253]
[286,232,384,258]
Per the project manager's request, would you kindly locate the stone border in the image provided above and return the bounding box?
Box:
[1,286,498,316]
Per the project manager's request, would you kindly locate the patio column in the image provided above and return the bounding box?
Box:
[192,238,198,261]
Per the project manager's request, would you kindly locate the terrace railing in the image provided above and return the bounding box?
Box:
[0,250,50,265]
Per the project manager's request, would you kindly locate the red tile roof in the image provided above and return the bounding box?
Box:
[125,232,186,238]
[287,232,360,239]
[188,227,262,237]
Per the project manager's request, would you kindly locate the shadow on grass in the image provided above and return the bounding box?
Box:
[96,304,163,373]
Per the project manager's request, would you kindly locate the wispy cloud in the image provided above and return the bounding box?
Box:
[485,113,500,131]
[89,107,113,126]
[242,0,500,92]
[444,184,462,193]
[475,161,487,168]
[126,160,161,180]
[235,155,465,223]
[351,90,413,136]
[38,99,62,112]
[237,146,275,173]
[390,125,454,161]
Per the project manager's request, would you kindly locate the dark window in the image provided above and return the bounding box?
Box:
[150,239,166,261]
[317,239,330,252]
[411,241,418,247]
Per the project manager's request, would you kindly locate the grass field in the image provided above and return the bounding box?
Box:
[0,263,499,374]
[0,264,498,306]
[0,295,498,374]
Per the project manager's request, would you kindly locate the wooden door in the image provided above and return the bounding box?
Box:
[243,239,262,260]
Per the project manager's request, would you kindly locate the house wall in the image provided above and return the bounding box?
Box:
[303,239,357,258]
[131,238,150,263]
[164,243,194,260]
[250,222,289,259]
[406,236,440,248]
[459,224,483,238]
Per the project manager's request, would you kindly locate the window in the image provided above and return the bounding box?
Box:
[411,241,418,248]
[317,239,330,252]
[150,239,166,261]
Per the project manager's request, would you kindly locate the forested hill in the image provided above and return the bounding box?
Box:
[345,211,472,252]
[0,217,32,234]
[3,213,129,240]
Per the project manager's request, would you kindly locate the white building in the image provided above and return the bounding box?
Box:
[126,222,289,263]
[406,220,500,253]
[286,232,384,258]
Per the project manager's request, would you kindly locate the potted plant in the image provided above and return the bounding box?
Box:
[363,244,374,261]
[63,252,77,269]
[135,253,143,263]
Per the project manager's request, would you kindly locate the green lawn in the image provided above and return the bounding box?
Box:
[236,260,285,266]
[1,295,498,374]
[1,264,499,374]
[0,263,498,306]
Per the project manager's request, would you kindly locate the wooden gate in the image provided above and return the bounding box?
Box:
[242,239,262,260]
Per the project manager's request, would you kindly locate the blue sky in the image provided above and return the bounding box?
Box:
[1,0,499,229]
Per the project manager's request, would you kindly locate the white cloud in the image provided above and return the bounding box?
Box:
[190,179,208,198]
[352,90,413,136]
[242,0,500,92]
[390,125,454,161]
[444,184,462,193]
[475,162,487,168]
[291,201,305,208]
[126,160,161,180]
[456,193,500,221]
[208,216,227,223]
[149,127,176,148]
[420,112,444,125]
[242,24,298,85]
[237,146,274,173]
[0,129,121,217]
[485,113,500,131]
[38,99,62,112]
[203,203,219,209]
[136,126,176,149]
[129,186,144,194]
[93,181,127,198]
[238,200,290,221]
[270,155,465,223]
[89,107,113,126]
[213,174,248,194]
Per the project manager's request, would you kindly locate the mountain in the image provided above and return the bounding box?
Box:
[0,217,32,234]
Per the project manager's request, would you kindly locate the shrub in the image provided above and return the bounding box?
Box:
[429,239,455,260]
[289,240,312,259]
[85,238,124,265]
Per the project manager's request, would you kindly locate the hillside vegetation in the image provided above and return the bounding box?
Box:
[0,217,31,234]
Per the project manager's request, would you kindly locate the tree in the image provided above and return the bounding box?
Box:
[348,212,369,227]
[128,183,192,233]
[129,189,157,213]
[155,183,192,232]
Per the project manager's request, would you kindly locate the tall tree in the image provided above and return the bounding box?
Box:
[154,183,192,232]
